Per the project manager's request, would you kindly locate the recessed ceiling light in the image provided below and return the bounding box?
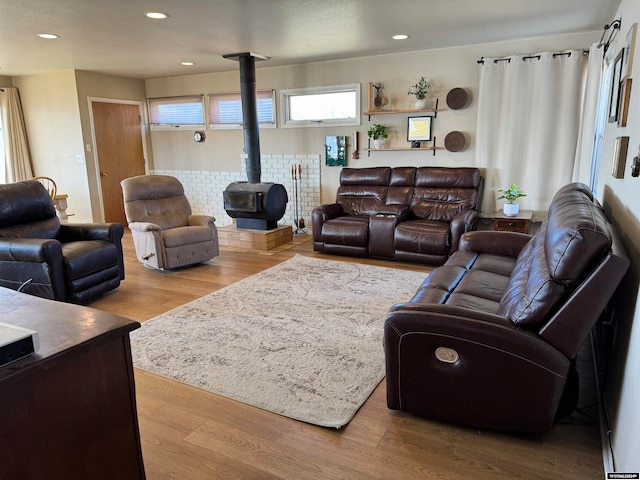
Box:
[392,34,409,40]
[145,12,168,19]
[37,33,59,39]
[181,62,195,66]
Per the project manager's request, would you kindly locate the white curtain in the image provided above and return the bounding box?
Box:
[475,50,589,220]
[573,43,605,185]
[0,87,33,182]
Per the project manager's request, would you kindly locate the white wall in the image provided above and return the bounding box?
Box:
[597,0,640,473]
[12,71,93,222]
[145,31,598,208]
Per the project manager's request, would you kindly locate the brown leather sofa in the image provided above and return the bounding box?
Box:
[384,182,629,432]
[313,167,483,265]
[0,180,124,304]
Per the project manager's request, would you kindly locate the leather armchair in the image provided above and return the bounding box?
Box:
[121,175,219,270]
[0,180,124,304]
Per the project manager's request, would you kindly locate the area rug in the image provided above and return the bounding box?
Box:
[130,254,427,428]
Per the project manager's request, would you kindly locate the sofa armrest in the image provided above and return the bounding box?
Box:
[459,230,531,257]
[0,238,63,263]
[312,204,345,242]
[384,302,571,432]
[188,215,216,228]
[58,222,125,243]
[127,221,162,232]
[313,203,344,221]
[0,238,67,300]
[449,210,479,253]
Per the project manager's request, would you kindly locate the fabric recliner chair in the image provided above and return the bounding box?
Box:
[121,174,219,270]
[0,180,124,304]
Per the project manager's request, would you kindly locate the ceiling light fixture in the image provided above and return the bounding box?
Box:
[37,33,59,39]
[181,62,195,66]
[392,34,409,40]
[145,12,168,19]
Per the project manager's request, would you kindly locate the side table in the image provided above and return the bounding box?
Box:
[494,209,533,234]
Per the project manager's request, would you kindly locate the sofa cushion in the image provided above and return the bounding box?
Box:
[498,183,612,328]
[61,240,119,281]
[395,219,450,255]
[122,175,192,230]
[163,225,216,248]
[409,167,482,222]
[0,181,60,239]
[321,216,370,247]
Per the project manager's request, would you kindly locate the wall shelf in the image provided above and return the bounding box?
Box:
[365,137,440,156]
[365,99,440,120]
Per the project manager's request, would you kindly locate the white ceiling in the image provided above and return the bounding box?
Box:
[0,0,620,80]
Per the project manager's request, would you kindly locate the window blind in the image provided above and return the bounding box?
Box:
[147,95,205,128]
[208,90,275,128]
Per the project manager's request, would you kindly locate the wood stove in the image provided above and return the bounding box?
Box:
[222,52,288,230]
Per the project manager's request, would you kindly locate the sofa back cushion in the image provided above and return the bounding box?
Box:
[409,167,482,222]
[0,180,60,239]
[337,167,390,216]
[498,183,612,328]
[122,175,192,230]
[387,167,416,205]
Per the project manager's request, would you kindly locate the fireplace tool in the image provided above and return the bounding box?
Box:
[291,164,307,235]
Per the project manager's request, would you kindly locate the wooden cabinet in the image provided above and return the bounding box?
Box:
[494,209,533,234]
[0,288,145,480]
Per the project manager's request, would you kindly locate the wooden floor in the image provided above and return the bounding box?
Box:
[91,230,604,480]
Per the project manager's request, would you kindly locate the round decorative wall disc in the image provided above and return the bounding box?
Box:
[446,87,468,110]
[444,131,466,152]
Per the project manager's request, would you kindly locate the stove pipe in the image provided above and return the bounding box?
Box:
[222,52,269,183]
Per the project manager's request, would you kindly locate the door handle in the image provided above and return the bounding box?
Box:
[101,172,108,177]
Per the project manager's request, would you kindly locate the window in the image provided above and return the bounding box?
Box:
[147,95,205,130]
[280,84,360,127]
[208,90,276,129]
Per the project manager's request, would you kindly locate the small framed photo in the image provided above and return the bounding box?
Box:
[608,49,624,123]
[407,116,432,142]
[624,23,637,78]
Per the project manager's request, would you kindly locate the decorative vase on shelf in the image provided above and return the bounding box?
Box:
[503,202,520,217]
[414,99,427,110]
[373,138,387,149]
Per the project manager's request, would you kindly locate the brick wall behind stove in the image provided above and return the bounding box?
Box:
[152,154,321,227]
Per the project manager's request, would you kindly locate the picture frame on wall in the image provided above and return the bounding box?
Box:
[624,23,637,78]
[407,116,432,142]
[608,49,624,123]
[612,136,629,179]
[617,78,632,127]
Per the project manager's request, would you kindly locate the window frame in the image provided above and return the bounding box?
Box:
[147,94,206,131]
[207,89,276,130]
[280,83,361,128]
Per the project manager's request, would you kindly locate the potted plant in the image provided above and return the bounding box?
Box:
[368,124,388,149]
[497,184,526,217]
[408,76,431,109]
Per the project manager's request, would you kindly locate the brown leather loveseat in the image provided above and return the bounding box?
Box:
[384,182,629,432]
[313,167,483,265]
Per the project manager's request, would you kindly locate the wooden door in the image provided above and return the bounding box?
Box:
[92,101,145,225]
